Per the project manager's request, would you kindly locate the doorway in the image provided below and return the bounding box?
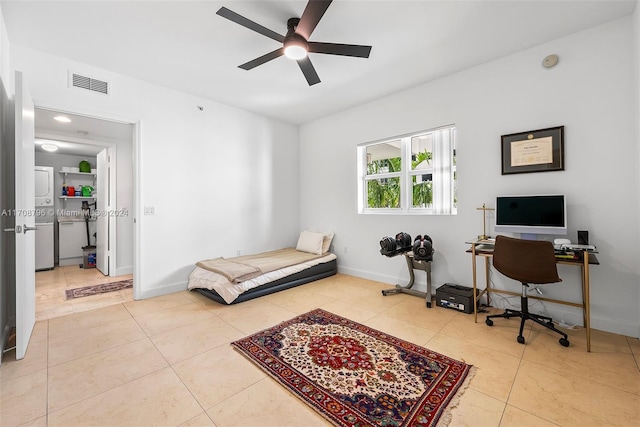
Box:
[33,108,135,320]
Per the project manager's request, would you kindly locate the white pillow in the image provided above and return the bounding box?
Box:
[296,231,325,255]
[321,231,335,253]
[308,230,335,253]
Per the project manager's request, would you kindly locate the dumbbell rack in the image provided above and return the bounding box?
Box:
[381,251,433,308]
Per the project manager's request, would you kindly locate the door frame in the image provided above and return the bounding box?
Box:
[33,102,141,299]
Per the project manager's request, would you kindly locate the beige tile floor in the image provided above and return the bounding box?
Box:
[33,265,133,321]
[1,273,639,426]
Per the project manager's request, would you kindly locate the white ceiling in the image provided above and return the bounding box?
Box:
[34,108,133,156]
[2,1,636,125]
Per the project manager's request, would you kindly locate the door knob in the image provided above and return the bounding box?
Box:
[23,225,38,233]
[3,225,22,233]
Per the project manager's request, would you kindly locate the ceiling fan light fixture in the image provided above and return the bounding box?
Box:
[284,35,308,60]
[284,45,307,60]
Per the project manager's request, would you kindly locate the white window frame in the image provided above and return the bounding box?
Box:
[357,125,457,215]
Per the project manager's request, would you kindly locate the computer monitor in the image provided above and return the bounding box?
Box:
[494,194,567,239]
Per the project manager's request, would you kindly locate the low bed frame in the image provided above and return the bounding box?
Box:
[194,258,337,304]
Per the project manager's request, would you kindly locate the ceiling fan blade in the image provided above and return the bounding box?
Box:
[296,0,332,40]
[217,7,285,43]
[297,57,321,86]
[308,42,372,58]
[239,48,284,70]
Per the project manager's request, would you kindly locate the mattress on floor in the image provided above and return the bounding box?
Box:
[188,252,337,304]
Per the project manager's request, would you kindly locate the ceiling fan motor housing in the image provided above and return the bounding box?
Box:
[284,18,308,59]
[287,18,301,34]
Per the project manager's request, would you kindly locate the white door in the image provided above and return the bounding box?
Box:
[96,148,109,275]
[14,71,36,360]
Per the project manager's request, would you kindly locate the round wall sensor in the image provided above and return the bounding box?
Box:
[542,54,559,69]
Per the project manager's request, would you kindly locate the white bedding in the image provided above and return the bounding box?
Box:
[188,252,337,304]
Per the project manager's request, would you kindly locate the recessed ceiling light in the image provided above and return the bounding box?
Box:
[54,115,71,123]
[41,143,59,152]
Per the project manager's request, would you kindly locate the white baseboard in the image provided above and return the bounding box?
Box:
[591,315,640,339]
[337,267,640,339]
[59,257,82,267]
[114,265,133,276]
[337,266,399,287]
[135,280,188,300]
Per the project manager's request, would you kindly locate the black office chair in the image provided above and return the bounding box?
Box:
[485,235,570,347]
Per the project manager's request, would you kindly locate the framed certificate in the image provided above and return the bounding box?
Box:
[501,126,564,175]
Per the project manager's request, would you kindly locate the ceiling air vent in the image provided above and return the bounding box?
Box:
[69,72,110,95]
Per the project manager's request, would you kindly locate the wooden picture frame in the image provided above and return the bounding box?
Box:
[501,126,564,175]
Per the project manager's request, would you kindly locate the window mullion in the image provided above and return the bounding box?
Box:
[400,137,410,212]
[365,172,401,180]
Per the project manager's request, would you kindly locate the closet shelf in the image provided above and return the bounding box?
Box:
[58,171,96,177]
[59,196,96,200]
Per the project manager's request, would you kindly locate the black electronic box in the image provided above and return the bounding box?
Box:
[436,283,474,314]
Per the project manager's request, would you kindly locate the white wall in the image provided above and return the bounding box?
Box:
[300,17,640,337]
[11,45,300,299]
[0,5,8,86]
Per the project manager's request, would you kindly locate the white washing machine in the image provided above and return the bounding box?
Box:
[35,222,54,271]
[35,165,55,271]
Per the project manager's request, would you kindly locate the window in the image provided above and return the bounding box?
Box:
[358,125,456,215]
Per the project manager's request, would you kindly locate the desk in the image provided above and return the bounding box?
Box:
[467,240,599,352]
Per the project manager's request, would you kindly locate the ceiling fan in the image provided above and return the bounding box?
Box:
[216,0,372,86]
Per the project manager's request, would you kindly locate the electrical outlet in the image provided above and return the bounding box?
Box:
[237,250,241,256]
[344,246,348,254]
[144,206,155,215]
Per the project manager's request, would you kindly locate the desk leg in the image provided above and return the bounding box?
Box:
[472,247,478,323]
[484,256,491,307]
[583,252,591,352]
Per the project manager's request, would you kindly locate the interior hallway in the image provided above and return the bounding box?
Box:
[1,274,639,426]
[35,265,133,321]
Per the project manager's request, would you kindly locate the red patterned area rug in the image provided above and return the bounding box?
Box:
[231,309,475,427]
[65,279,132,300]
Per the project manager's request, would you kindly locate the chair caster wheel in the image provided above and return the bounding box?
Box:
[485,319,493,326]
[559,338,570,347]
[517,336,525,344]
